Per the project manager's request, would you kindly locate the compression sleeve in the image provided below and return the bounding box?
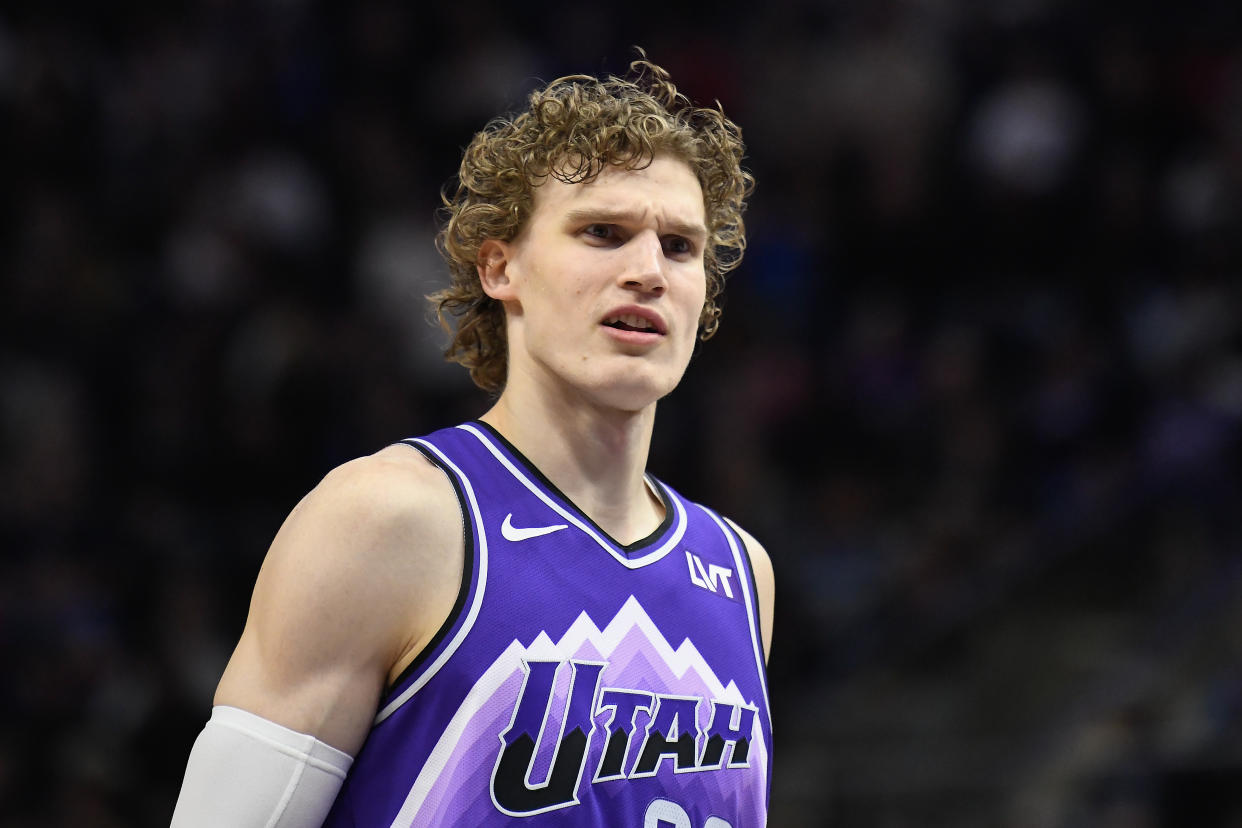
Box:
[170,705,354,828]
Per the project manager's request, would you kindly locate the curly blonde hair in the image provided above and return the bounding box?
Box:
[430,54,754,393]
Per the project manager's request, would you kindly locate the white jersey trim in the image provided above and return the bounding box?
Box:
[699,506,772,728]
[374,438,490,723]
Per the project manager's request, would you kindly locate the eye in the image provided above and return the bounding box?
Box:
[583,224,615,241]
[663,236,695,257]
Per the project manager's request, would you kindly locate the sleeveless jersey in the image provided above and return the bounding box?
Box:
[322,422,772,827]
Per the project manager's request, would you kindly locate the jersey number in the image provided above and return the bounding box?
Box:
[643,798,733,828]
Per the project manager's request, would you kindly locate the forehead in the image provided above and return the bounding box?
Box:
[529,155,706,228]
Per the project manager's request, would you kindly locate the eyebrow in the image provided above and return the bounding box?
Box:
[562,207,708,243]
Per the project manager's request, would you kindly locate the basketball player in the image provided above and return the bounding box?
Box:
[171,55,773,827]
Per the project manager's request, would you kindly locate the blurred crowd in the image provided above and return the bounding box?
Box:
[2,1,1242,825]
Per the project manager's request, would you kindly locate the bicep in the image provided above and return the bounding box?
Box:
[215,453,462,756]
[215,500,394,757]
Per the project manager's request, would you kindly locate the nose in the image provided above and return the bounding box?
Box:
[619,230,667,295]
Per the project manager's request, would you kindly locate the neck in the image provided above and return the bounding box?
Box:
[479,379,661,545]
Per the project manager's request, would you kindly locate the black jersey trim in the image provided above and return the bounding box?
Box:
[720,516,763,638]
[468,420,675,556]
[380,440,476,702]
[700,504,773,756]
[706,507,768,671]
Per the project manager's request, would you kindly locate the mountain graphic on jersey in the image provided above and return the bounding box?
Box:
[387,595,769,826]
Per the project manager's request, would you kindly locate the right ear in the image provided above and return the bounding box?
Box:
[477,240,517,301]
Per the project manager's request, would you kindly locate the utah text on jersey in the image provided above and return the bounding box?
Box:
[491,658,757,817]
[380,594,770,826]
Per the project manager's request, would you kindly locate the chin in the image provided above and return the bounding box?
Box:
[585,367,683,412]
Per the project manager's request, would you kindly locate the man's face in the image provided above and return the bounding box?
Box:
[483,155,709,413]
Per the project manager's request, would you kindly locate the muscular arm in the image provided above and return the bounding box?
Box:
[172,445,463,827]
[726,519,774,664]
[215,445,464,754]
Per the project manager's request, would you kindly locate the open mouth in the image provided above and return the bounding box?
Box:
[603,313,662,334]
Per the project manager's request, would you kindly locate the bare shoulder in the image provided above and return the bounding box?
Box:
[214,443,464,754]
[724,517,775,664]
[262,444,463,617]
[315,441,457,515]
[295,443,461,552]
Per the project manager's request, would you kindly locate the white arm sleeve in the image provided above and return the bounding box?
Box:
[170,706,354,828]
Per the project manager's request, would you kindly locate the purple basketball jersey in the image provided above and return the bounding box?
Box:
[322,422,772,826]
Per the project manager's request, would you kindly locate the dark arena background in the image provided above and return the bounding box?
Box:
[3,1,1242,825]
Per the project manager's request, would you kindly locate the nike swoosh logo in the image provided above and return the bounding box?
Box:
[500,513,569,542]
